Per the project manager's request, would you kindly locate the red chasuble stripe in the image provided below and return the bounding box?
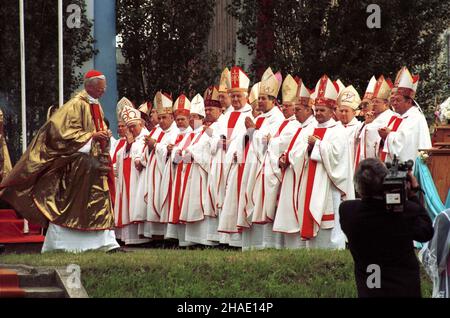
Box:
[112,139,126,164]
[379,116,403,161]
[179,129,208,219]
[149,131,166,215]
[123,157,132,220]
[274,120,289,138]
[238,118,265,207]
[255,117,265,129]
[171,132,195,224]
[227,112,241,140]
[280,127,303,217]
[259,119,290,222]
[301,127,327,239]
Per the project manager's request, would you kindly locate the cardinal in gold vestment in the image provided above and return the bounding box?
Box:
[0,84,115,232]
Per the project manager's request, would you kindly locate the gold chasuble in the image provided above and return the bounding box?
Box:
[0,90,115,230]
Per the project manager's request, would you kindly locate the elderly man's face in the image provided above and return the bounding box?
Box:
[218,93,231,111]
[158,113,174,130]
[281,101,295,119]
[85,79,106,99]
[294,102,312,123]
[189,113,204,130]
[128,121,143,138]
[117,121,127,138]
[337,106,356,125]
[175,115,189,129]
[229,92,247,110]
[257,95,274,113]
[389,94,412,115]
[205,106,221,123]
[314,105,334,124]
[371,98,389,115]
[150,109,159,127]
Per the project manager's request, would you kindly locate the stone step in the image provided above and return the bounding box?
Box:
[18,270,56,288]
[0,265,88,298]
[23,286,66,298]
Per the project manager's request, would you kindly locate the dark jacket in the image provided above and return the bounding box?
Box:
[339,196,433,297]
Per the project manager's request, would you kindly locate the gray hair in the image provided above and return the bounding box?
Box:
[354,158,388,198]
[84,77,104,87]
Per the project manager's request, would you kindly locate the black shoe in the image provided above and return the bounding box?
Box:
[0,244,5,254]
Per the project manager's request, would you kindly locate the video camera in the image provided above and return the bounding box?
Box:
[383,155,414,213]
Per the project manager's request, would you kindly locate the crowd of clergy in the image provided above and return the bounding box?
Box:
[108,65,432,250]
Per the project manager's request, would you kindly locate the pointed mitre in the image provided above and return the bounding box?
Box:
[249,82,260,107]
[313,75,339,108]
[121,105,141,126]
[282,74,298,103]
[218,67,231,93]
[259,67,280,98]
[337,85,361,110]
[173,94,191,117]
[392,66,420,99]
[154,91,173,115]
[117,97,134,122]
[138,101,152,116]
[296,79,314,107]
[204,86,221,108]
[227,66,250,93]
[190,94,205,117]
[334,79,346,94]
[372,75,394,100]
[363,76,377,101]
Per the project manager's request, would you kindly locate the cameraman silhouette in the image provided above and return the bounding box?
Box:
[340,158,433,297]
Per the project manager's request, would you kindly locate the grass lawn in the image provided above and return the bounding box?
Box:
[0,248,432,298]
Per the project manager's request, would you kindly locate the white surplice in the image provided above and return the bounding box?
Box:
[215,104,254,246]
[342,117,363,172]
[272,115,317,249]
[382,106,432,164]
[358,109,397,162]
[237,107,285,250]
[143,121,179,238]
[114,127,150,245]
[296,119,354,249]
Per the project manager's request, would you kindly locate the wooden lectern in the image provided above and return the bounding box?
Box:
[421,124,450,204]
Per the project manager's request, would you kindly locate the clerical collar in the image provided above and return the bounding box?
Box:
[302,115,315,127]
[233,104,252,113]
[87,93,99,104]
[401,106,416,119]
[286,115,296,121]
[224,105,232,115]
[178,126,192,134]
[345,117,359,127]
[193,125,204,133]
[317,118,336,128]
[137,127,149,138]
[261,106,277,118]
[164,121,177,133]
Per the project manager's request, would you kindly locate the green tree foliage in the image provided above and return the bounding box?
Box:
[116,0,219,104]
[0,0,95,164]
[228,0,450,117]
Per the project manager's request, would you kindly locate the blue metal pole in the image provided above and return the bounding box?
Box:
[93,0,118,136]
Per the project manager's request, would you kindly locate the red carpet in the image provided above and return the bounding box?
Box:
[0,209,45,244]
[0,269,25,298]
